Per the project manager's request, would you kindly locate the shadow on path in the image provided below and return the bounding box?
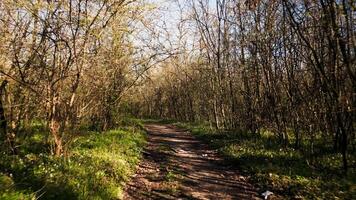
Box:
[124,124,260,200]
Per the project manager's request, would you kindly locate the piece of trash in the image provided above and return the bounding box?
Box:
[262,190,273,200]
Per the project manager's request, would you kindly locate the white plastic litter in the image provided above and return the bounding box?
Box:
[262,190,273,200]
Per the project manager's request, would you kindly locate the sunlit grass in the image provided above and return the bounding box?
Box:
[0,123,146,199]
[175,122,356,199]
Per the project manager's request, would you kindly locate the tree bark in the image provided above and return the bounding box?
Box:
[0,80,8,147]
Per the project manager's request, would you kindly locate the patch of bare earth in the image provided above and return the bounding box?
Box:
[123,124,261,200]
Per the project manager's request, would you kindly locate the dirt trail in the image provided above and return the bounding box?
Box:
[124,124,260,200]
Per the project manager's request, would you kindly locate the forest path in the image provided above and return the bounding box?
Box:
[123,124,260,200]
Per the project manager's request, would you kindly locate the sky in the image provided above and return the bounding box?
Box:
[130,0,217,68]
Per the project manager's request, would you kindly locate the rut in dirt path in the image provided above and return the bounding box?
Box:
[124,124,261,200]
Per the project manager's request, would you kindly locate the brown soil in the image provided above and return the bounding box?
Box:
[123,124,261,200]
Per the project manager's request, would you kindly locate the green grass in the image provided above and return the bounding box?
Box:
[140,118,177,125]
[0,123,146,199]
[174,122,356,200]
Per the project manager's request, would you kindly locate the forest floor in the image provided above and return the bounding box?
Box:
[124,124,261,200]
[0,123,146,199]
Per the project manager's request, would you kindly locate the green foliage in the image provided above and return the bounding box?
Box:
[118,117,145,129]
[140,118,177,125]
[164,171,177,182]
[0,124,146,199]
[175,122,356,200]
[0,173,35,200]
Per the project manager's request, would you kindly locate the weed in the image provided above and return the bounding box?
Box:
[0,124,146,199]
[175,122,356,199]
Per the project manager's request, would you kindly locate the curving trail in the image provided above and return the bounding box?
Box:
[124,124,260,200]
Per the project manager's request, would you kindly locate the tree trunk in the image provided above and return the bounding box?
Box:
[49,92,63,156]
[50,118,63,156]
[0,80,8,147]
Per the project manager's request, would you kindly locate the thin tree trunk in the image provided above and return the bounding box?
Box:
[0,80,8,147]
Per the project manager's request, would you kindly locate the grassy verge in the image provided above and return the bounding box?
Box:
[174,122,356,200]
[0,122,146,199]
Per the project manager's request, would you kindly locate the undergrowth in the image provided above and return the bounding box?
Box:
[0,120,146,199]
[174,122,356,200]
